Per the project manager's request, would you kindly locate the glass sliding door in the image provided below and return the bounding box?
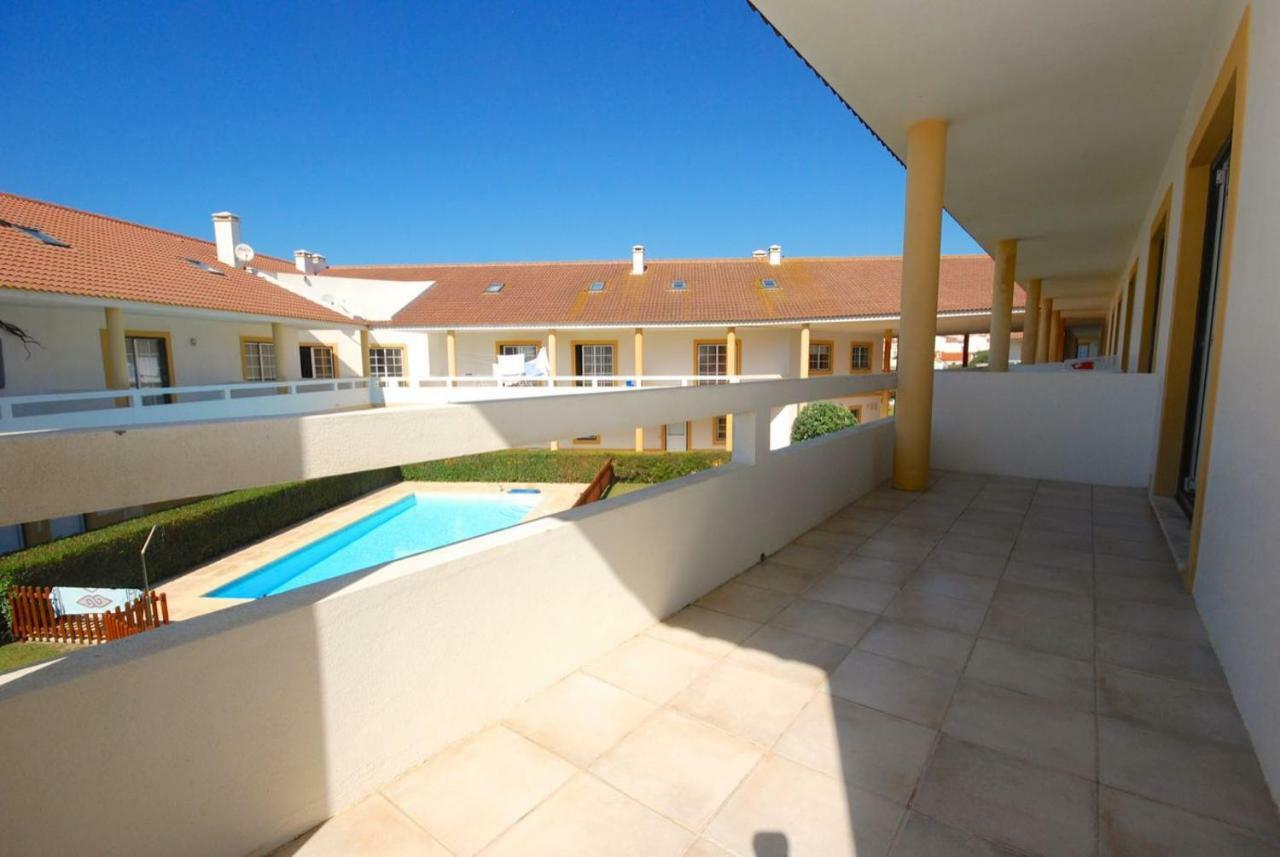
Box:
[125,336,171,405]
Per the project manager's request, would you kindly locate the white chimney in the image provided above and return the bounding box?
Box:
[294,250,327,275]
[768,244,782,266]
[631,244,645,275]
[212,212,242,268]
[752,249,767,261]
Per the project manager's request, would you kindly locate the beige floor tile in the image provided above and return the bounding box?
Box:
[738,560,823,595]
[957,507,1026,529]
[505,672,656,767]
[1096,626,1227,689]
[964,638,1095,712]
[807,575,901,613]
[1099,786,1280,857]
[905,569,997,605]
[383,725,575,856]
[770,598,878,646]
[1099,716,1280,837]
[1094,553,1177,578]
[1094,534,1172,562]
[992,581,1094,625]
[857,618,974,674]
[683,837,736,857]
[479,773,692,857]
[943,678,1096,779]
[590,709,762,830]
[890,812,1025,857]
[1003,559,1092,595]
[706,753,905,857]
[834,555,918,586]
[1098,663,1249,746]
[1096,597,1209,643]
[921,548,1006,579]
[980,604,1094,662]
[585,635,717,704]
[1015,526,1092,552]
[913,736,1097,857]
[883,589,988,635]
[1093,570,1191,607]
[828,649,957,727]
[670,660,817,746]
[819,514,885,537]
[858,537,933,565]
[728,625,852,687]
[835,504,898,524]
[795,528,865,553]
[696,581,793,623]
[273,794,451,857]
[646,605,761,658]
[936,532,1014,559]
[775,693,935,803]
[875,524,946,549]
[771,543,843,572]
[1010,544,1094,573]
[948,518,1021,542]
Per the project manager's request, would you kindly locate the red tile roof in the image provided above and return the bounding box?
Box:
[329,255,1020,328]
[0,194,352,324]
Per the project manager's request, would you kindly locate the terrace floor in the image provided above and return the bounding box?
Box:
[274,472,1280,857]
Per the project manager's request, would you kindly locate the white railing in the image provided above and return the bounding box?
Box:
[0,374,786,433]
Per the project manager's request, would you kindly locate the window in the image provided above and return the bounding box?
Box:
[484,282,505,294]
[850,341,873,372]
[696,342,728,381]
[587,281,605,293]
[574,342,615,386]
[671,279,687,291]
[714,416,728,444]
[761,278,778,290]
[125,335,172,404]
[847,405,863,424]
[808,340,833,374]
[1138,197,1170,374]
[497,341,540,362]
[368,346,405,378]
[299,345,336,379]
[0,219,70,248]
[183,257,225,275]
[242,339,276,381]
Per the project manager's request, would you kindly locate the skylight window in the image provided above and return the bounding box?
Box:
[484,282,505,294]
[0,219,70,248]
[671,280,687,291]
[587,281,605,293]
[761,278,779,290]
[182,257,225,275]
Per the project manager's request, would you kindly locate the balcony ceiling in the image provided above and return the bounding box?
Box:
[749,0,1225,291]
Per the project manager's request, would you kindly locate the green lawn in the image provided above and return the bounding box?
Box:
[602,482,653,498]
[0,641,76,675]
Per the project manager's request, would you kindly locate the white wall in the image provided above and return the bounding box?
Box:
[0,418,894,857]
[930,371,1160,486]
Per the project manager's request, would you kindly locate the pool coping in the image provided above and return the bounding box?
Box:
[159,481,586,622]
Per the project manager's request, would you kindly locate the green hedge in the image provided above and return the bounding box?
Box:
[791,401,856,443]
[0,467,400,640]
[400,449,730,485]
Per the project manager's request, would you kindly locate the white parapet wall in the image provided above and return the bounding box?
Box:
[929,371,1161,487]
[0,417,893,856]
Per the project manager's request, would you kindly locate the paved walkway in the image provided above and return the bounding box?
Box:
[275,472,1280,857]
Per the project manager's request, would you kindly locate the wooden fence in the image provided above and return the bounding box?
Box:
[573,457,616,508]
[6,586,169,645]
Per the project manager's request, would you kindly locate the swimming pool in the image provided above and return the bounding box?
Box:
[206,491,540,599]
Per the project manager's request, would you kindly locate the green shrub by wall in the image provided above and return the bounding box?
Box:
[790,401,856,443]
[0,467,400,640]
[400,449,729,485]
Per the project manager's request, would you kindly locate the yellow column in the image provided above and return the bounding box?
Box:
[1022,278,1042,365]
[988,239,1018,371]
[271,322,291,380]
[1035,298,1053,363]
[725,327,737,453]
[547,330,558,450]
[446,330,457,379]
[1049,310,1064,361]
[634,327,645,452]
[893,118,948,491]
[799,323,811,379]
[104,307,129,389]
[881,328,893,417]
[359,329,371,377]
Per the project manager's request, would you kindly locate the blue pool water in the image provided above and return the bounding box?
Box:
[206,492,539,599]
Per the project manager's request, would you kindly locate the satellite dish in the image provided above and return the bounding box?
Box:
[234,243,255,263]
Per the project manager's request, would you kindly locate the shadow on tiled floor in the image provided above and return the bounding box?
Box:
[275,472,1280,857]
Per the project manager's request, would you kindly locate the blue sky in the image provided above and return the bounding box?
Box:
[0,1,979,264]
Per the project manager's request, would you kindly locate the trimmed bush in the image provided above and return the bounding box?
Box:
[0,467,400,640]
[790,401,856,443]
[400,449,729,485]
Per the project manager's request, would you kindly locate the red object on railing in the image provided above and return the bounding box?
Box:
[573,458,616,508]
[5,586,169,644]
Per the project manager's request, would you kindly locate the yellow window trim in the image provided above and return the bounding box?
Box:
[849,339,875,374]
[808,339,835,375]
[238,335,274,382]
[301,342,340,379]
[495,339,542,357]
[367,342,409,377]
[98,328,177,387]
